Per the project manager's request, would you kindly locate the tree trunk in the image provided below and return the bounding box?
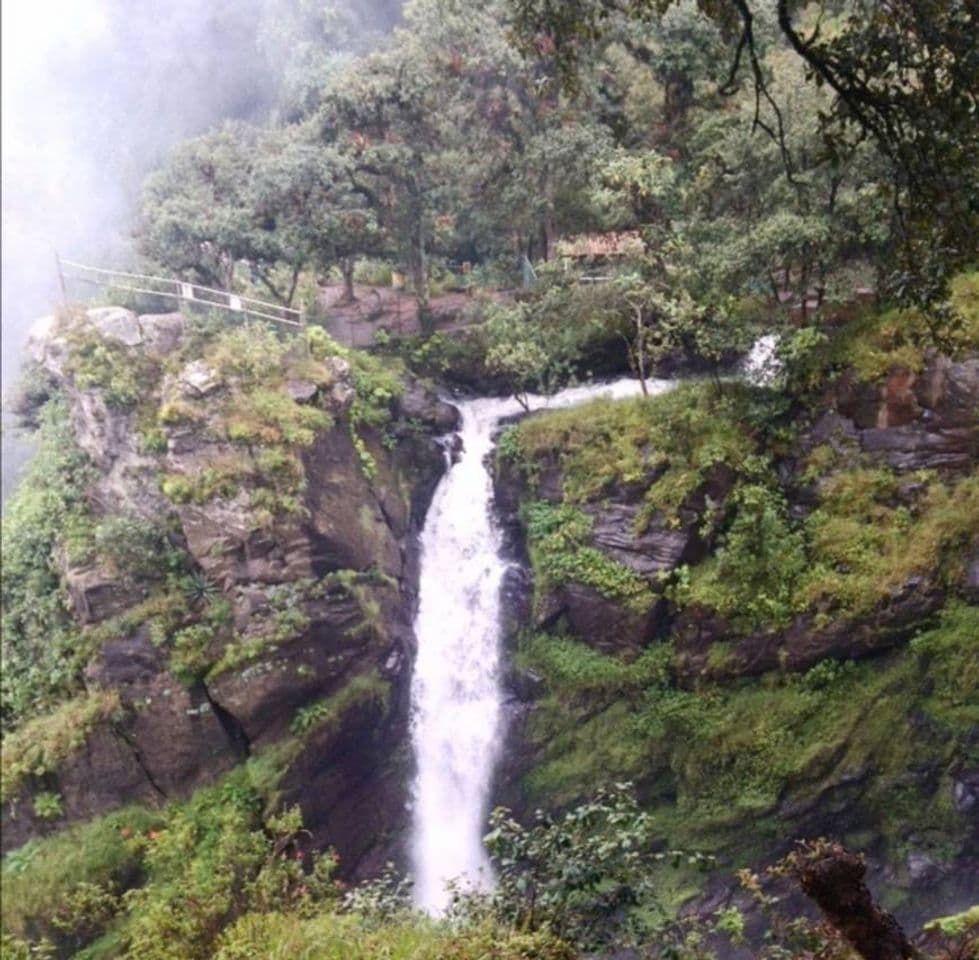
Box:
[541,209,557,263]
[340,258,357,304]
[634,305,648,396]
[285,266,300,308]
[792,843,914,960]
[412,221,432,333]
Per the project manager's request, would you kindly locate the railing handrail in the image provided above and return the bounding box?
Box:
[58,256,305,328]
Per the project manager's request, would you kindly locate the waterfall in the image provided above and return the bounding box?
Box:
[742,333,782,386]
[408,376,674,912]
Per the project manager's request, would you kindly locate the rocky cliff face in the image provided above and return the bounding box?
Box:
[2,307,457,876]
[490,350,978,928]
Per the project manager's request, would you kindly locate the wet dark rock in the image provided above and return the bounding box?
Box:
[859,425,976,472]
[279,690,410,880]
[85,629,167,690]
[587,502,698,576]
[500,565,533,646]
[808,410,860,450]
[397,383,460,432]
[538,582,660,655]
[675,577,943,684]
[64,560,145,625]
[952,769,979,814]
[830,354,979,473]
[962,551,979,603]
[905,852,948,888]
[207,591,392,748]
[5,309,450,873]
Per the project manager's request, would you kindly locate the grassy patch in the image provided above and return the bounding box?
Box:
[796,269,979,386]
[798,470,979,617]
[522,604,978,868]
[63,326,160,410]
[1,806,163,946]
[1,691,122,805]
[680,482,806,630]
[290,672,390,737]
[509,383,769,535]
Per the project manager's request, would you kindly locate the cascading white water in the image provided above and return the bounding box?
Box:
[742,333,782,386]
[409,376,674,912]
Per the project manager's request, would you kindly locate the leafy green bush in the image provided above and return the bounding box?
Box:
[799,470,979,617]
[32,792,65,822]
[513,384,758,520]
[680,483,806,630]
[168,624,218,685]
[1,398,95,726]
[479,783,712,951]
[1,806,162,950]
[226,388,332,447]
[517,633,672,706]
[524,502,654,613]
[63,332,156,409]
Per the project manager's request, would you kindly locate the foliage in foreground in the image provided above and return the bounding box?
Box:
[6,773,974,960]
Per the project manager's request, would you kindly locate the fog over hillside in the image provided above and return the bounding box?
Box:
[1,0,402,501]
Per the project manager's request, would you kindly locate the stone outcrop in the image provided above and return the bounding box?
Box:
[832,355,979,472]
[4,308,453,874]
[490,348,978,934]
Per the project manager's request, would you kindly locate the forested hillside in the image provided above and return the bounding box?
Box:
[2,1,976,957]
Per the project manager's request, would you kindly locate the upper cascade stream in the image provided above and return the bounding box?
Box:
[409,375,675,912]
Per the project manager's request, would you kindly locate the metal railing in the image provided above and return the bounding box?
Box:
[58,256,305,329]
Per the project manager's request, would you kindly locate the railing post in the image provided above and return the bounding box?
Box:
[300,307,310,356]
[55,252,69,308]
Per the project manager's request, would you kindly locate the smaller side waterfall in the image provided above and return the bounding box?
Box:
[409,376,673,913]
[742,333,782,386]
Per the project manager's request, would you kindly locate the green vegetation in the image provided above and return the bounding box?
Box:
[510,379,978,632]
[797,470,979,618]
[4,0,978,954]
[290,672,389,738]
[1,399,95,726]
[1,691,122,806]
[522,605,978,865]
[2,806,164,950]
[789,271,979,389]
[524,503,654,613]
[61,321,160,410]
[507,384,760,525]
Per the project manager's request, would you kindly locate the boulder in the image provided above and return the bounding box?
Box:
[674,576,944,683]
[587,501,700,576]
[87,307,143,347]
[964,552,979,604]
[906,852,947,888]
[138,312,185,357]
[206,591,388,747]
[286,379,319,403]
[539,582,659,654]
[859,425,976,472]
[64,560,145,625]
[952,769,979,814]
[179,359,223,397]
[397,383,460,432]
